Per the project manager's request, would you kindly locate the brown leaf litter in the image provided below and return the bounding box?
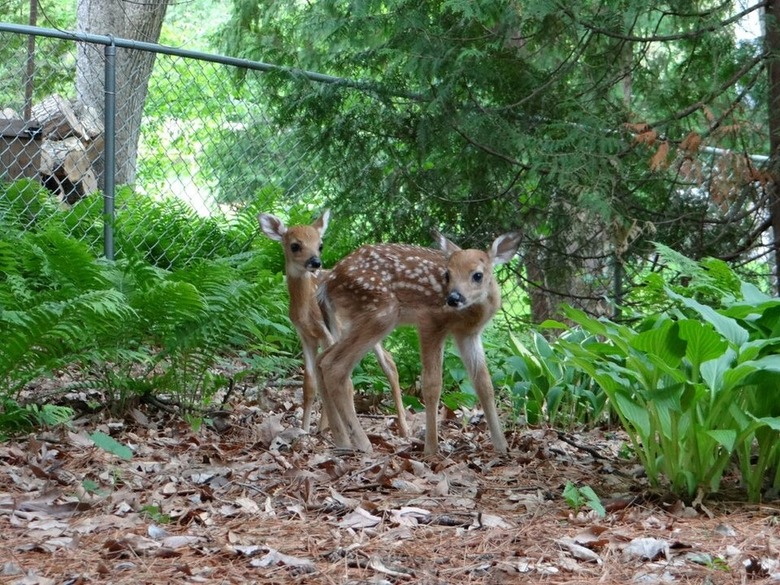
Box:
[1,383,779,584]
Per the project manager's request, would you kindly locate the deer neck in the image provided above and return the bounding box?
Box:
[286,270,318,324]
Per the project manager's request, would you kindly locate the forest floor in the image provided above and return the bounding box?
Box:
[1,378,779,585]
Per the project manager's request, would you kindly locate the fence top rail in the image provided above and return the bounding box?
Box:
[0,21,403,95]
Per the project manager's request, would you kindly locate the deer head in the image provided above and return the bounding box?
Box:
[258,210,330,278]
[436,230,523,310]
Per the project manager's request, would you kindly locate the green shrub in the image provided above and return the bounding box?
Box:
[0,215,297,419]
[498,329,607,428]
[553,250,780,502]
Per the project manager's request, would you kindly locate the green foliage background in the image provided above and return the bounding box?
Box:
[216,0,772,311]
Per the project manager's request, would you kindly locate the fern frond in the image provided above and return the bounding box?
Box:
[0,289,135,395]
[26,229,111,293]
[0,239,15,273]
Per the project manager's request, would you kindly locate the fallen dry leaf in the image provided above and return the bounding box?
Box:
[337,507,383,530]
[1,382,777,585]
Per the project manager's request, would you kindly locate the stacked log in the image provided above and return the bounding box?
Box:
[0,112,41,182]
[30,94,103,204]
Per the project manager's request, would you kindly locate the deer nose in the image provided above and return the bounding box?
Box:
[446,291,466,307]
[306,256,322,270]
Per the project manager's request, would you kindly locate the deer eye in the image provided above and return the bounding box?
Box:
[319,244,324,252]
[443,270,450,283]
[472,272,483,283]
[290,243,301,253]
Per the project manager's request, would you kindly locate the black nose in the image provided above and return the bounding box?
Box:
[307,257,322,270]
[446,291,465,307]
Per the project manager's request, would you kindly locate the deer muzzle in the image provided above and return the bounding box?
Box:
[305,256,322,271]
[446,290,466,308]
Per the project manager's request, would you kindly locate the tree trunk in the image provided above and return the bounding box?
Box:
[75,0,169,188]
[766,0,780,295]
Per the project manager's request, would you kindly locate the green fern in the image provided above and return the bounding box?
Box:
[0,289,135,395]
[0,190,302,420]
[0,179,62,231]
[0,399,74,439]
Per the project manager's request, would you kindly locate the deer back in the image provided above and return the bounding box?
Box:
[320,242,505,339]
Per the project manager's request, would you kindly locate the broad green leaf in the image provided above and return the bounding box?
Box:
[722,362,760,391]
[737,340,769,363]
[705,429,736,452]
[614,392,651,438]
[578,485,606,517]
[562,481,582,509]
[648,384,684,439]
[665,288,749,347]
[701,351,733,393]
[562,306,609,336]
[631,320,685,367]
[754,416,780,431]
[90,431,133,460]
[641,352,689,383]
[739,281,771,304]
[678,320,728,370]
[532,331,554,360]
[508,335,543,379]
[729,402,753,430]
[567,355,634,394]
[722,300,780,319]
[767,306,780,338]
[741,355,780,373]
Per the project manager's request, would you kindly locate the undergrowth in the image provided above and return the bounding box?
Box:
[0,180,298,434]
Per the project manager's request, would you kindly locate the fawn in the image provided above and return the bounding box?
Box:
[316,230,522,455]
[258,210,409,437]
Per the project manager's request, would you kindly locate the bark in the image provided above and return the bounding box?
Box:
[767,0,780,295]
[75,0,170,188]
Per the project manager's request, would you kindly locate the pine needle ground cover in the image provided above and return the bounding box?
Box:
[1,383,779,585]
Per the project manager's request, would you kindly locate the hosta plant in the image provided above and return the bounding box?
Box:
[499,329,607,428]
[554,272,780,501]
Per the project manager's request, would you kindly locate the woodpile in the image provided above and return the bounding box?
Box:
[2,94,103,204]
[0,115,41,182]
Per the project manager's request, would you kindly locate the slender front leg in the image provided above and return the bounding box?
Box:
[317,342,373,452]
[315,345,351,447]
[419,333,446,455]
[373,345,409,438]
[300,338,319,432]
[455,333,507,454]
[318,313,398,452]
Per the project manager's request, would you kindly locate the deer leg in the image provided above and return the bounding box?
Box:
[300,338,319,432]
[317,317,394,452]
[315,345,347,446]
[373,345,409,438]
[317,341,372,452]
[455,334,508,454]
[419,333,446,455]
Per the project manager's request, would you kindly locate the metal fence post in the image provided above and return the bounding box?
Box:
[103,38,116,260]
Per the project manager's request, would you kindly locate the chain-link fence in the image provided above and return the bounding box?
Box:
[0,23,339,267]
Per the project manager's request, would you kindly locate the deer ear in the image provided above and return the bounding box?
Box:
[258,213,286,242]
[490,232,522,266]
[314,209,330,235]
[433,229,461,256]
